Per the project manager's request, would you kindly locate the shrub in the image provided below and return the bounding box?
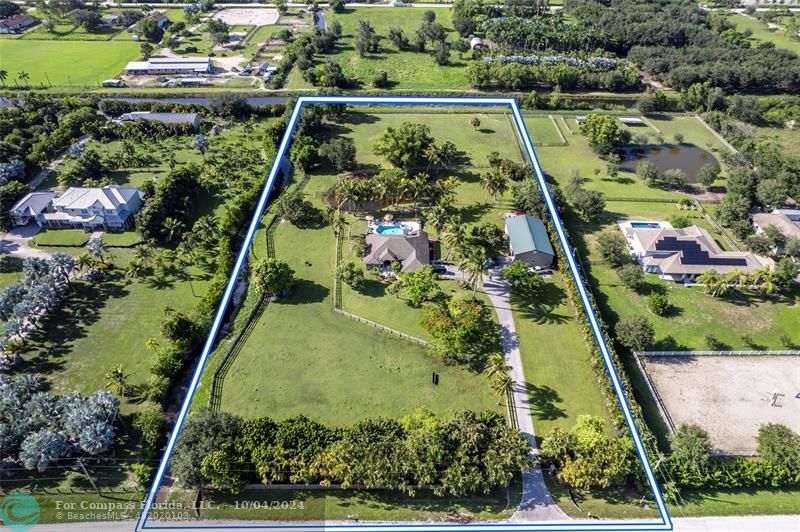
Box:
[336,261,365,290]
[647,292,670,316]
[370,70,389,89]
[618,263,644,290]
[131,463,153,487]
[596,230,631,267]
[669,214,691,229]
[615,315,655,352]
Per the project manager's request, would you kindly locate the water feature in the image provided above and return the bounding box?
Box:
[617,144,720,182]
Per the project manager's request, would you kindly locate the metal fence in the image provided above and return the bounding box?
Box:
[636,350,800,357]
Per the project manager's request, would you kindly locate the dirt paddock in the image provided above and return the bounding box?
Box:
[639,355,800,454]
[213,8,280,26]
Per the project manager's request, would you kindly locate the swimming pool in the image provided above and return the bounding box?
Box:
[630,222,662,229]
[375,224,405,235]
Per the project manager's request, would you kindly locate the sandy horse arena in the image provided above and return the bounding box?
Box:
[213,8,280,26]
[638,355,800,455]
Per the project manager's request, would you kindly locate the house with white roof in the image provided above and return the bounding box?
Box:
[9,186,144,231]
[125,57,213,76]
[118,111,201,131]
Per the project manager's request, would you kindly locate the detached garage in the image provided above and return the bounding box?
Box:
[505,214,555,268]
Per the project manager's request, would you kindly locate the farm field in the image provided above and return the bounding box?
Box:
[727,14,800,55]
[286,7,470,90]
[0,40,139,87]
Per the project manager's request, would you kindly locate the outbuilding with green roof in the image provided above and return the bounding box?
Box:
[505,214,555,268]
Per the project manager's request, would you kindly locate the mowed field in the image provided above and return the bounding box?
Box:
[727,14,800,55]
[0,40,139,87]
[286,7,469,90]
[218,191,500,424]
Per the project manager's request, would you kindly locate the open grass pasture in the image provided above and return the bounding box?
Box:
[217,198,500,424]
[727,14,800,55]
[286,7,470,90]
[0,39,139,87]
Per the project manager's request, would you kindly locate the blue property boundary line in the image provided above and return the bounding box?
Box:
[136,96,673,532]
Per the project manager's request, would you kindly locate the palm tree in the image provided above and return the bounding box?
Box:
[408,173,429,211]
[335,178,357,214]
[480,171,509,204]
[167,151,177,170]
[145,337,160,353]
[125,260,146,280]
[17,71,30,88]
[104,365,130,397]
[489,372,514,400]
[483,352,510,381]
[161,217,185,242]
[442,222,467,260]
[434,176,460,205]
[75,253,95,272]
[133,241,156,267]
[0,70,7,87]
[696,269,727,297]
[86,238,108,264]
[457,245,486,299]
[424,204,451,239]
[424,144,445,172]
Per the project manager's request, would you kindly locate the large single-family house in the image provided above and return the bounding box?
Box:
[118,111,201,131]
[0,15,37,34]
[363,227,430,273]
[622,224,770,281]
[9,186,144,231]
[505,214,555,268]
[752,210,800,252]
[125,57,213,76]
[9,192,58,226]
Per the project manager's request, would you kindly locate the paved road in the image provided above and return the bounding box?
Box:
[27,514,800,531]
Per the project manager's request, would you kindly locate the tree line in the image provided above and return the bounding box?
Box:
[172,408,531,496]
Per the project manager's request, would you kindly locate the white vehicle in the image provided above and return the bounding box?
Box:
[102,79,125,88]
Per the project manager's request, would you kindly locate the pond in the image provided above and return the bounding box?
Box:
[617,144,720,182]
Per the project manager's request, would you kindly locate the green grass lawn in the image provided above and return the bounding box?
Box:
[333,109,525,170]
[0,39,140,87]
[512,275,613,438]
[727,14,800,55]
[572,203,800,351]
[287,7,470,90]
[169,481,520,522]
[100,231,143,247]
[0,256,24,290]
[218,214,500,425]
[522,114,567,147]
[33,229,90,247]
[756,125,800,156]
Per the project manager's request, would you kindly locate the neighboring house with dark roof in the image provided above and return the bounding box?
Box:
[118,111,201,131]
[9,192,58,226]
[363,231,430,273]
[0,15,37,34]
[10,186,144,231]
[505,214,555,268]
[752,211,800,253]
[622,224,770,282]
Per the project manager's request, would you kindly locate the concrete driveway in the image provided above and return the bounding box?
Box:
[0,224,50,259]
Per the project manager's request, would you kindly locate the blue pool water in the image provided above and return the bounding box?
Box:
[630,222,661,229]
[376,224,405,235]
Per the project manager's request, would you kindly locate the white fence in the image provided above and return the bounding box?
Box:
[636,350,800,357]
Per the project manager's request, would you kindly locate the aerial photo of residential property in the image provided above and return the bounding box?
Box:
[1,1,799,531]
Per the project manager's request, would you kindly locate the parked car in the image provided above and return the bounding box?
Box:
[102,79,125,88]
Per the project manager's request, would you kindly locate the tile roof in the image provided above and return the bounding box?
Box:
[363,231,430,272]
